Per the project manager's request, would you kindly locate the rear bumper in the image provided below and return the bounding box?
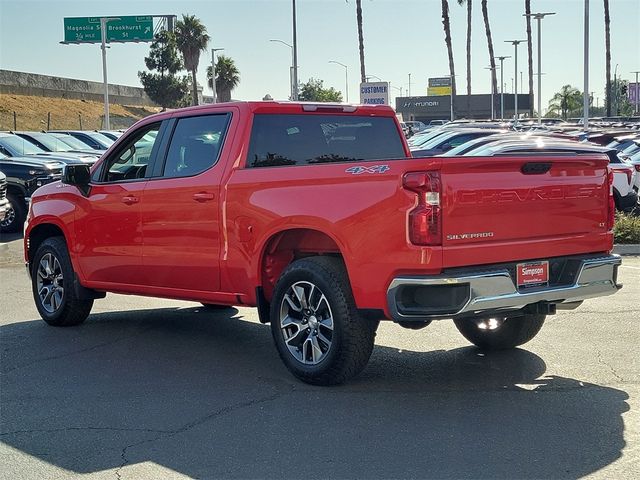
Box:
[387,254,622,321]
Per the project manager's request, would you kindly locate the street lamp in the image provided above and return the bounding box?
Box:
[292,0,299,100]
[329,61,349,102]
[270,39,295,100]
[524,12,556,124]
[632,70,640,114]
[210,47,224,103]
[495,56,511,120]
[485,66,497,120]
[391,85,403,97]
[366,75,382,82]
[583,0,589,127]
[505,40,526,120]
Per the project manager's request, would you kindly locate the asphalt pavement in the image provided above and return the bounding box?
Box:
[1,234,638,479]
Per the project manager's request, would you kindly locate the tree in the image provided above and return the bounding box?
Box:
[481,0,498,117]
[441,0,456,116]
[458,0,472,117]
[525,0,534,117]
[604,0,612,117]
[548,85,582,119]
[175,14,210,106]
[298,78,343,102]
[206,54,240,103]
[355,0,366,83]
[138,30,189,110]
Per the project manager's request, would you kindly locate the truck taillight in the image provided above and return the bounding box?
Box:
[607,170,615,230]
[403,171,441,245]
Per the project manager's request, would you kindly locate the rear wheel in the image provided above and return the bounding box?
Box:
[270,256,376,386]
[0,194,26,233]
[32,237,93,326]
[453,313,545,350]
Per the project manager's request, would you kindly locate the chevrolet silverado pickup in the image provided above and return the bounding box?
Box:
[24,102,622,385]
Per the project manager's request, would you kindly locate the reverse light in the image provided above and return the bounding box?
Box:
[403,171,441,245]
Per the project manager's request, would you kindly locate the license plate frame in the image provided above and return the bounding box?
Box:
[516,261,549,288]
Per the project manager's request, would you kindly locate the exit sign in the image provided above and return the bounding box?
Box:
[63,16,153,44]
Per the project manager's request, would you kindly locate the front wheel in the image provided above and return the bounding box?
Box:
[270,256,376,386]
[453,313,546,350]
[0,194,26,233]
[32,237,93,326]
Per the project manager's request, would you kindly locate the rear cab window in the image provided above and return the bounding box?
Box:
[246,114,407,168]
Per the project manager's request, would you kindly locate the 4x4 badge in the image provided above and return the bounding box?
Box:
[345,165,390,175]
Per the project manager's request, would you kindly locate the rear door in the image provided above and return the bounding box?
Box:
[139,111,233,292]
[439,154,611,267]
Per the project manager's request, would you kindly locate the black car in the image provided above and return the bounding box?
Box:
[0,153,64,232]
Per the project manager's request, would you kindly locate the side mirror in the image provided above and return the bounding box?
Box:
[62,164,91,196]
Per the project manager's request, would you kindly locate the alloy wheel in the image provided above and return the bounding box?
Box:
[36,253,64,313]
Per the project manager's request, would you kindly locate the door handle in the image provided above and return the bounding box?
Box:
[121,195,139,205]
[193,192,215,202]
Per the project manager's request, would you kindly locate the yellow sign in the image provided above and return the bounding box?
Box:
[427,86,452,96]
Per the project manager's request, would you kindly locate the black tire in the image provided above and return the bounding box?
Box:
[270,256,375,386]
[32,237,93,326]
[200,303,234,310]
[0,193,26,233]
[453,313,546,350]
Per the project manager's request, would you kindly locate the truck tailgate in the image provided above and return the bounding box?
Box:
[438,155,611,267]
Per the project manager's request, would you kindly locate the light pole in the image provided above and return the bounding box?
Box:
[613,63,619,116]
[632,71,640,114]
[329,61,349,102]
[495,56,511,120]
[100,17,120,130]
[365,75,382,81]
[408,73,411,97]
[505,40,526,120]
[485,66,496,120]
[270,39,294,100]
[210,47,224,103]
[391,85,403,97]
[524,12,555,124]
[583,0,589,127]
[292,0,299,100]
[443,74,456,121]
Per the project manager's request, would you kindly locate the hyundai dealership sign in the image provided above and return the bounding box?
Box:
[360,82,389,105]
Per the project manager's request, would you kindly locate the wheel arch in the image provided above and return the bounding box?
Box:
[26,220,70,269]
[258,227,348,303]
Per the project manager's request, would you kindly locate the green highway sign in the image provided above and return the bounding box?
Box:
[63,16,154,44]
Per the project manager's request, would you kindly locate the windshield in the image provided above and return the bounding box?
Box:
[24,133,75,152]
[442,134,502,156]
[51,134,92,150]
[85,132,115,147]
[407,129,447,147]
[412,131,459,150]
[0,135,45,155]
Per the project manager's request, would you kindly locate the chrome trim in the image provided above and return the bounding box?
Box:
[387,255,622,321]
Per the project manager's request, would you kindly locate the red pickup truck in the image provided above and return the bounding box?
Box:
[24,102,622,385]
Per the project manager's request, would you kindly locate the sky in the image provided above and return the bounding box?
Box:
[1,0,639,112]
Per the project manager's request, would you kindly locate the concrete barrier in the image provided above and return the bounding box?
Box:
[0,69,156,106]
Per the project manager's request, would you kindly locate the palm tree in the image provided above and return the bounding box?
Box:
[481,0,498,117]
[206,55,240,103]
[441,0,456,115]
[604,0,612,117]
[175,14,210,106]
[525,0,534,117]
[548,85,582,119]
[356,0,366,83]
[457,0,472,117]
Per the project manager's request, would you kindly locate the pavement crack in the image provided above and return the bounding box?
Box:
[596,349,624,383]
[113,383,295,479]
[1,326,155,376]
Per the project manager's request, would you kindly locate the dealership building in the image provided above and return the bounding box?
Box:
[395,93,532,122]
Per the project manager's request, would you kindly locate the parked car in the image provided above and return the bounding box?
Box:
[0,171,9,223]
[404,121,428,133]
[410,129,505,156]
[48,130,115,150]
[12,131,100,159]
[0,152,64,232]
[97,130,124,141]
[0,133,94,166]
[25,101,621,385]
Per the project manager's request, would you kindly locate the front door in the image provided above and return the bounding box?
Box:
[74,122,163,286]
[139,112,232,292]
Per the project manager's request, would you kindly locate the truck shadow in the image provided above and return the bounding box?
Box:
[0,306,629,479]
